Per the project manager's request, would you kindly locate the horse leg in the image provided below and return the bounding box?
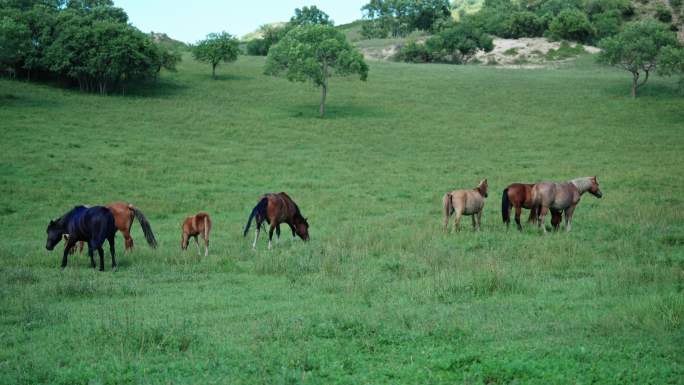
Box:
[514,206,523,231]
[268,225,275,250]
[476,211,483,231]
[108,235,117,271]
[78,241,84,254]
[288,223,296,241]
[181,232,189,251]
[538,206,549,234]
[565,205,577,232]
[252,224,261,249]
[193,236,201,255]
[86,241,96,269]
[123,229,133,252]
[551,209,562,231]
[443,211,450,233]
[276,224,281,244]
[527,207,537,224]
[97,247,105,271]
[62,238,77,269]
[203,235,209,257]
[453,210,462,232]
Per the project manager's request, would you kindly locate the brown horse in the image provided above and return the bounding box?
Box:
[532,176,603,233]
[65,202,157,254]
[501,183,540,231]
[243,192,309,249]
[181,212,212,256]
[443,179,488,232]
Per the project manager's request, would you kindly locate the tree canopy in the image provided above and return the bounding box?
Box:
[265,24,369,118]
[192,32,240,79]
[0,0,180,93]
[598,20,680,97]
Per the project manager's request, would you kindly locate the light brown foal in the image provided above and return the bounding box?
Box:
[443,179,489,232]
[181,212,212,256]
[531,176,602,233]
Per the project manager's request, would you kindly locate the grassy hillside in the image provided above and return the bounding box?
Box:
[0,54,683,384]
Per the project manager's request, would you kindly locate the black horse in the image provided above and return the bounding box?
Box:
[46,206,118,271]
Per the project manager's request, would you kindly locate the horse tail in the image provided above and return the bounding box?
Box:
[129,205,158,248]
[502,188,511,224]
[243,197,268,237]
[443,193,454,217]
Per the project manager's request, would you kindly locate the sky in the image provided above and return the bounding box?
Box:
[114,1,368,43]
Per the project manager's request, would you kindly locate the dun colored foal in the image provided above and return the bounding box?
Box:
[443,179,489,232]
[181,212,212,256]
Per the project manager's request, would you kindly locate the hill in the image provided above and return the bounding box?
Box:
[1,52,683,384]
[149,32,188,51]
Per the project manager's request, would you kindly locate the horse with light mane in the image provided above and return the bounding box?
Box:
[531,176,602,233]
[181,212,212,256]
[443,179,488,232]
[243,192,309,249]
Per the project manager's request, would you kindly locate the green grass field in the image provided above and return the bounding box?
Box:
[1,54,683,384]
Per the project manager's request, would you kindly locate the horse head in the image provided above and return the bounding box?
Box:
[478,178,489,198]
[45,219,64,250]
[588,176,602,198]
[295,216,310,241]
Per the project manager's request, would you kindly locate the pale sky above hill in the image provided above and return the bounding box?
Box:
[114,1,368,43]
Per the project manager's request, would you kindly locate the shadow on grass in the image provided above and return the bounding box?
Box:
[286,104,387,120]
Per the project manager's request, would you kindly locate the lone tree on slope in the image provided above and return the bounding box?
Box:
[192,32,239,79]
[265,24,368,118]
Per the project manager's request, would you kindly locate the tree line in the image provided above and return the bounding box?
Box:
[0,0,181,94]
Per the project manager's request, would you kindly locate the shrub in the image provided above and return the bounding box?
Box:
[246,38,269,56]
[397,40,431,63]
[591,10,623,40]
[655,4,673,23]
[504,11,546,38]
[548,9,595,43]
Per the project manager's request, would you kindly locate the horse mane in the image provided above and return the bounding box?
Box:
[570,177,593,193]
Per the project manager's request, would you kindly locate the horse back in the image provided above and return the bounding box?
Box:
[69,206,116,242]
[106,202,134,231]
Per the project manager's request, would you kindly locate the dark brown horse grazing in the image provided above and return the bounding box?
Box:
[181,212,212,256]
[243,192,309,249]
[502,183,540,231]
[65,202,157,255]
[532,176,603,233]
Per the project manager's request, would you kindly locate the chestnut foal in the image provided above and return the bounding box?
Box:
[181,212,212,256]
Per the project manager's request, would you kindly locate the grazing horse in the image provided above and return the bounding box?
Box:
[243,192,309,249]
[46,206,117,271]
[501,183,540,231]
[181,212,212,256]
[443,179,488,232]
[532,176,603,233]
[65,202,157,255]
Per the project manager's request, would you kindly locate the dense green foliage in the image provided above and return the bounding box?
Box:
[246,6,335,57]
[0,0,178,93]
[398,21,493,64]
[361,0,452,38]
[265,25,368,117]
[598,20,681,97]
[192,32,240,79]
[1,54,683,384]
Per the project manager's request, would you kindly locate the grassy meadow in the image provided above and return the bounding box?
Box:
[1,54,683,384]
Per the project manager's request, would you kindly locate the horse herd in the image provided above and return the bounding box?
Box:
[45,177,602,271]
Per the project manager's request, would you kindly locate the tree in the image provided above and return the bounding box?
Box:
[0,16,31,78]
[192,32,239,79]
[598,21,679,97]
[265,25,369,118]
[290,5,333,26]
[547,9,595,43]
[658,46,684,89]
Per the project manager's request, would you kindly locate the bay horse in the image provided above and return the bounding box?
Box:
[65,202,157,254]
[532,176,603,233]
[46,206,117,271]
[181,212,212,256]
[443,179,488,232]
[501,183,540,231]
[243,192,309,249]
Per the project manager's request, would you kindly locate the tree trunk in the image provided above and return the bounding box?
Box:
[631,71,639,98]
[319,60,328,118]
[212,63,216,79]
